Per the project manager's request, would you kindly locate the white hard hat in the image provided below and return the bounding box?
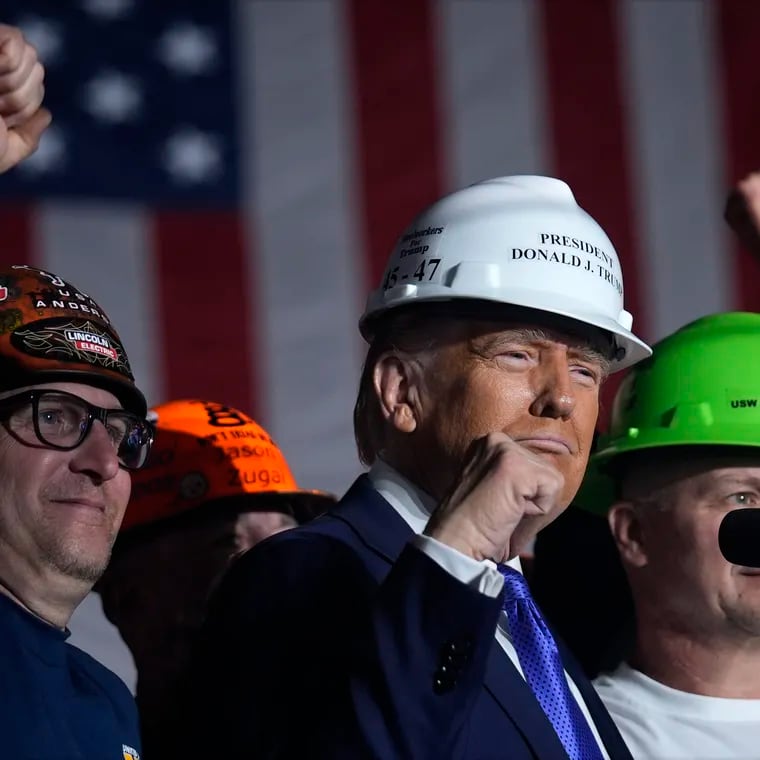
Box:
[359,175,651,370]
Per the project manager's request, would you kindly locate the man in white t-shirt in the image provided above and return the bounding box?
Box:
[582,307,760,759]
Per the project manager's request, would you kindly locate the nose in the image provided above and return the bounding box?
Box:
[68,419,121,482]
[528,350,576,420]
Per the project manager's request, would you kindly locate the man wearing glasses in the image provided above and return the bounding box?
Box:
[0,265,153,760]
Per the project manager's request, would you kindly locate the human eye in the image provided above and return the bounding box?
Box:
[112,417,151,468]
[727,492,760,507]
[37,405,61,426]
[570,363,602,387]
[496,345,536,365]
[568,347,605,383]
[105,414,129,445]
[107,413,147,451]
[37,398,83,439]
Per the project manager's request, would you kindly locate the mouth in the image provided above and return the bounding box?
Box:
[51,498,106,513]
[513,436,573,455]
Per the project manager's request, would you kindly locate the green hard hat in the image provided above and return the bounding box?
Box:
[597,311,760,459]
[576,311,760,515]
[572,459,618,517]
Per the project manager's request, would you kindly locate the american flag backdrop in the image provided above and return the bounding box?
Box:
[1,0,760,687]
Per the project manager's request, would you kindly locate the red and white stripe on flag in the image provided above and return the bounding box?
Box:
[1,0,757,497]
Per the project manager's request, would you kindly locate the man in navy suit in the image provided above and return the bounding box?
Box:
[187,176,651,758]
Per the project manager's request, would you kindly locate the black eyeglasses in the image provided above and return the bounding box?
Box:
[0,389,154,470]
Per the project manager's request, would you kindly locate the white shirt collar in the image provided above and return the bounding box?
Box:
[368,458,434,534]
[367,458,522,572]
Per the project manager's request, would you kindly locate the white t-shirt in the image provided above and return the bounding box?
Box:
[594,662,760,759]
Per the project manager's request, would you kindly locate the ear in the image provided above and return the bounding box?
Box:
[608,501,649,568]
[373,351,420,435]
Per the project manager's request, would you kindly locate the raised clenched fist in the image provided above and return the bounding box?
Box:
[0,24,51,174]
[424,432,565,563]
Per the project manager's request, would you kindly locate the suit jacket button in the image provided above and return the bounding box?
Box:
[449,638,473,655]
[433,671,456,695]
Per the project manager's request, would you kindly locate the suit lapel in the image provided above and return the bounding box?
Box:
[557,641,634,760]
[483,641,571,759]
[329,475,415,565]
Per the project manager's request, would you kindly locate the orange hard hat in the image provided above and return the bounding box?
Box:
[123,399,335,531]
[0,265,146,415]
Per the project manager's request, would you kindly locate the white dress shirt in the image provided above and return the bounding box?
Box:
[369,460,609,759]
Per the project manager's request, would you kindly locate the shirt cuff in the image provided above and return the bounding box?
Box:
[412,535,505,597]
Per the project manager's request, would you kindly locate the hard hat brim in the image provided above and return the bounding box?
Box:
[360,291,651,372]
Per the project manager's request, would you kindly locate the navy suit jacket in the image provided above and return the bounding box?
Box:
[188,476,633,759]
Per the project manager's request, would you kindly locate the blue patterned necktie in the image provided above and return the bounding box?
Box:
[497,564,605,760]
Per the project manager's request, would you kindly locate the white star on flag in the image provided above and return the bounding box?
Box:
[82,70,142,123]
[162,127,223,184]
[157,22,218,76]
